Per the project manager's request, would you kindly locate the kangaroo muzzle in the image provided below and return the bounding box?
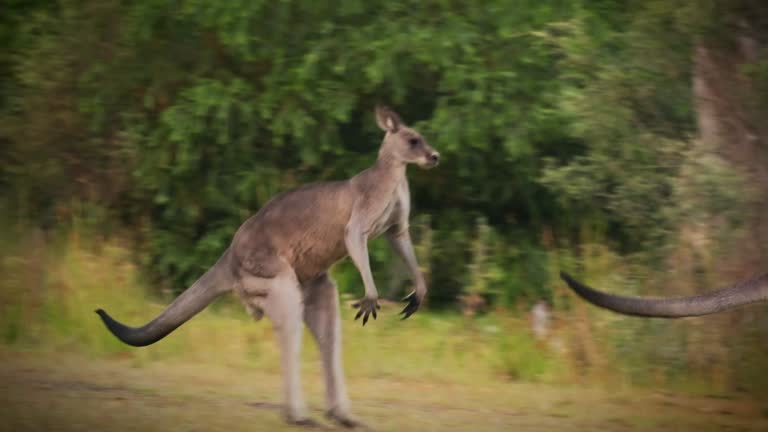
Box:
[421,150,440,168]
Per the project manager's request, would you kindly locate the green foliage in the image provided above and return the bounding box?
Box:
[467,217,502,297]
[2,0,578,299]
[539,2,696,253]
[2,0,765,305]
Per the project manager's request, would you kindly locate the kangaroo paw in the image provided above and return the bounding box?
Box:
[399,291,422,320]
[352,297,380,326]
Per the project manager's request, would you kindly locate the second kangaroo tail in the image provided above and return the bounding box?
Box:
[560,271,768,318]
[96,247,234,347]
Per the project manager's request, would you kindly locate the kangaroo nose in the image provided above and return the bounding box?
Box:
[429,152,440,164]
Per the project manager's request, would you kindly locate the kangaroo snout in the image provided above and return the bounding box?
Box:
[423,151,440,168]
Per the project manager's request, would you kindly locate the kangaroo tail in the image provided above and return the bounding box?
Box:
[560,271,768,318]
[96,247,234,347]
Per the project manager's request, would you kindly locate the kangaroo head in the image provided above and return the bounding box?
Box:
[375,106,440,169]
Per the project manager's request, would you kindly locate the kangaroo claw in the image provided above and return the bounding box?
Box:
[399,291,421,320]
[352,297,380,326]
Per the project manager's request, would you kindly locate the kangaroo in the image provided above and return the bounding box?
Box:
[96,106,439,427]
[560,271,768,317]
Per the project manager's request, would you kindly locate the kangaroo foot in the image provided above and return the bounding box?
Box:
[285,415,322,428]
[326,409,370,430]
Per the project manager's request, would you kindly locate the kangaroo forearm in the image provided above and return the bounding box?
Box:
[387,230,426,291]
[344,229,379,298]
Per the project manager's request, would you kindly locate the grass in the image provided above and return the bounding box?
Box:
[3,349,768,432]
[2,225,768,431]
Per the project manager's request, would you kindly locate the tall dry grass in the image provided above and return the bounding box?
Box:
[0,222,560,386]
[2,220,767,397]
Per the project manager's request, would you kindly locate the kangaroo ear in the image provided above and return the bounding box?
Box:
[375,106,403,133]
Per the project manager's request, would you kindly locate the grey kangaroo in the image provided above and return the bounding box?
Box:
[96,106,439,426]
[560,271,768,317]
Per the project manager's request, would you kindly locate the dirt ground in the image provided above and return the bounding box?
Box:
[2,350,767,432]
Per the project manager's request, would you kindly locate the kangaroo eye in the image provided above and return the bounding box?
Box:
[408,138,419,147]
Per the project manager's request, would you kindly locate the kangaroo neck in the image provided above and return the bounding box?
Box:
[353,153,407,197]
[373,153,407,181]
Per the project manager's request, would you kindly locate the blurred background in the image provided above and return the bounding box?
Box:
[2,0,768,430]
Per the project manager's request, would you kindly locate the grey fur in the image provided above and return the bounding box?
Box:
[96,106,438,426]
[560,271,768,318]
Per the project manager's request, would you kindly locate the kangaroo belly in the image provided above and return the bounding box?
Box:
[290,231,348,283]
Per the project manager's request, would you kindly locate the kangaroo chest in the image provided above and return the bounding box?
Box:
[367,180,409,239]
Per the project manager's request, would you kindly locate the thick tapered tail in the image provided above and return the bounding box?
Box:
[560,271,768,318]
[96,248,234,347]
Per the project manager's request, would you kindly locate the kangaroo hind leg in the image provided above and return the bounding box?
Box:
[235,276,267,321]
[303,273,364,428]
[240,271,314,426]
